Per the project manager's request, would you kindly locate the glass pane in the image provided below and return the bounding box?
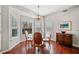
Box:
[34,20,42,32]
[34,19,44,38]
[45,19,53,39]
[21,16,34,40]
[12,29,17,37]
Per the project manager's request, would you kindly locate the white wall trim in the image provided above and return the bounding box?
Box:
[73,44,79,47]
[0,40,25,54]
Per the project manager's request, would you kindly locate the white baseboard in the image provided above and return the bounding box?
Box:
[0,40,24,54]
[73,44,79,47]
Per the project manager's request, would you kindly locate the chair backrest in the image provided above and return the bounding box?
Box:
[33,32,42,45]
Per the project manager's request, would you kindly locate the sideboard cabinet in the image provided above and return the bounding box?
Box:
[56,33,72,46]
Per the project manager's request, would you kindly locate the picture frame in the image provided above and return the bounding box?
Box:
[59,21,72,31]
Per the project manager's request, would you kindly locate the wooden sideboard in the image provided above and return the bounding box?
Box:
[56,33,72,46]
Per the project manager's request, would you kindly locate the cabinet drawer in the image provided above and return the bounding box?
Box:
[56,33,72,46]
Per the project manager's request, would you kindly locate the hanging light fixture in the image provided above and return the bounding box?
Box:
[36,6,43,21]
[37,6,40,20]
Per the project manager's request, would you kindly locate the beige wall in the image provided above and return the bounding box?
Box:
[0,5,1,50]
[45,6,79,47]
[1,5,9,51]
[1,5,36,51]
[9,6,36,48]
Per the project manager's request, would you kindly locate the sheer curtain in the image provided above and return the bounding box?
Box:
[34,18,44,38]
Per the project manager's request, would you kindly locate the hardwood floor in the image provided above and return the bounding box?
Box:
[3,41,79,54]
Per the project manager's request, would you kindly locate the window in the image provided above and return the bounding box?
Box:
[12,29,17,37]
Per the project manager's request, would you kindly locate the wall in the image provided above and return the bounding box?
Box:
[9,6,35,48]
[9,6,20,48]
[1,6,9,51]
[45,6,79,47]
[0,5,1,50]
[1,5,36,51]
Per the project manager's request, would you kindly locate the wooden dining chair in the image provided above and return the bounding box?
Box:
[32,32,45,53]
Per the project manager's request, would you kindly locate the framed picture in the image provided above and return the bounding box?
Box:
[59,21,72,31]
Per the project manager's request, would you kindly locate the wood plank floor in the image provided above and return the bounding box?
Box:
[3,41,79,54]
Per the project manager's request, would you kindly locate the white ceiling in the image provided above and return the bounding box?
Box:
[21,5,74,16]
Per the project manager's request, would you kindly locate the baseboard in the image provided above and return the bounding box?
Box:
[73,44,79,48]
[0,40,24,54]
[9,40,22,51]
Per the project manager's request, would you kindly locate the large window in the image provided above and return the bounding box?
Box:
[21,16,34,39]
[34,18,53,39]
[20,16,53,40]
[45,18,53,40]
[34,19,44,38]
[11,16,18,37]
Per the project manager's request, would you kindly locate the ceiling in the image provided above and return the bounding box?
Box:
[21,5,74,16]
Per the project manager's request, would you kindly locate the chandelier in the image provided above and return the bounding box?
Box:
[36,6,43,21]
